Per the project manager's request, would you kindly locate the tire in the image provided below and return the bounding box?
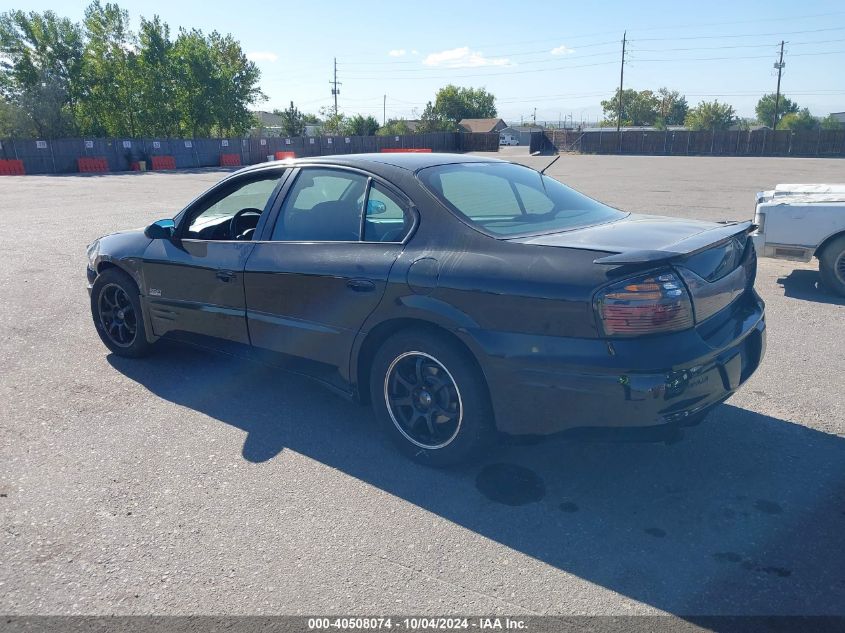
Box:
[818,235,845,297]
[90,267,154,357]
[370,329,494,467]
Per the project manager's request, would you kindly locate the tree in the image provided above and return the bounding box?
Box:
[1,2,264,138]
[431,84,497,123]
[416,101,458,133]
[318,105,347,135]
[136,15,179,136]
[346,114,379,136]
[0,8,84,136]
[377,118,412,136]
[820,114,843,130]
[777,108,818,132]
[600,88,660,127]
[656,87,688,127]
[755,93,799,128]
[275,101,305,137]
[684,100,736,130]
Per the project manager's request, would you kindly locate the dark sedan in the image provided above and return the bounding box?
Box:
[87,153,765,465]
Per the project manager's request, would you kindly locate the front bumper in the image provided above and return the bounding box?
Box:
[466,294,766,436]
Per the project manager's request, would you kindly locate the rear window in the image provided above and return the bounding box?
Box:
[418,162,625,236]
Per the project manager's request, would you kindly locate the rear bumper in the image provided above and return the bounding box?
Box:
[464,294,766,436]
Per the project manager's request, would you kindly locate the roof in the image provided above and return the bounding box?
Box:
[458,118,507,133]
[240,152,504,176]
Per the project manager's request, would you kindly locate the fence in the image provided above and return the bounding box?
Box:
[0,132,500,175]
[542,128,845,157]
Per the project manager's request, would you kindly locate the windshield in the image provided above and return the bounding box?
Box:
[418,162,626,237]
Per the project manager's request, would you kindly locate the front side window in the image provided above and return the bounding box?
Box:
[185,173,281,240]
[272,168,368,241]
[418,162,626,237]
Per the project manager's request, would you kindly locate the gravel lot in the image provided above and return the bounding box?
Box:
[1,155,844,617]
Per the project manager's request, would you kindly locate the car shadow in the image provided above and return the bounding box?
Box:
[107,343,845,618]
[777,268,845,305]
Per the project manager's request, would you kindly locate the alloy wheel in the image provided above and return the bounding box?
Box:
[98,283,137,347]
[383,351,463,449]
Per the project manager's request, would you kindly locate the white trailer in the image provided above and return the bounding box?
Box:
[752,184,845,295]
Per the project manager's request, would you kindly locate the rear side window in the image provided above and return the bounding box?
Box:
[418,162,625,236]
[363,183,410,243]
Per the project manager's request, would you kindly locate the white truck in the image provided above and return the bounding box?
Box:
[752,184,845,296]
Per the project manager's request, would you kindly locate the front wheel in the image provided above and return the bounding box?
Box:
[818,235,845,297]
[90,268,154,357]
[370,329,494,467]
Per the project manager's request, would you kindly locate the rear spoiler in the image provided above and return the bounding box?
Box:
[593,221,755,265]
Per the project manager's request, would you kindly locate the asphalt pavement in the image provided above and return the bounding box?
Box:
[1,156,844,617]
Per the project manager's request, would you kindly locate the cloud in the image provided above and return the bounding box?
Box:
[246,51,278,62]
[411,50,419,55]
[388,49,407,57]
[422,47,512,68]
[551,45,575,56]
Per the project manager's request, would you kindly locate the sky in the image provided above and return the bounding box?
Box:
[7,0,845,124]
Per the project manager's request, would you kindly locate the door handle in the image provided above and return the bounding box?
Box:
[216,270,236,283]
[347,278,376,292]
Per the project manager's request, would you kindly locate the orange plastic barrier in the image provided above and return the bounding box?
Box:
[151,155,176,170]
[0,159,26,175]
[274,151,296,160]
[380,148,432,153]
[77,157,109,173]
[220,153,241,167]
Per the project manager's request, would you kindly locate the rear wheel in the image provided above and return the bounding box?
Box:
[818,235,845,297]
[90,268,154,357]
[370,329,493,466]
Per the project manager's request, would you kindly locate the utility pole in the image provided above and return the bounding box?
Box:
[383,94,386,126]
[330,57,341,115]
[533,107,537,125]
[617,31,626,152]
[772,41,785,129]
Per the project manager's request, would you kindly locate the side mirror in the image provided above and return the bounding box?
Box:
[367,199,387,215]
[144,218,176,240]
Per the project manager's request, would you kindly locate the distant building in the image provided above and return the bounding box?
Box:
[831,112,845,124]
[458,118,507,133]
[499,125,545,146]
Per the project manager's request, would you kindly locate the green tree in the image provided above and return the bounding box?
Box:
[820,114,843,130]
[777,108,818,131]
[0,8,84,136]
[318,105,347,135]
[416,101,458,133]
[656,87,688,127]
[78,1,141,136]
[684,100,736,130]
[600,88,660,126]
[755,93,799,128]
[430,84,497,124]
[377,118,412,136]
[346,113,379,136]
[136,15,179,136]
[274,101,305,137]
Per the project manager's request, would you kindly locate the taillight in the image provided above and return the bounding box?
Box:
[595,270,694,337]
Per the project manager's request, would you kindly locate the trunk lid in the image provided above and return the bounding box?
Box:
[511,213,758,325]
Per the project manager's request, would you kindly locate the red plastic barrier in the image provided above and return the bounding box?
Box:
[151,155,176,170]
[380,148,432,153]
[0,159,26,175]
[77,157,109,173]
[220,153,241,167]
[274,151,296,160]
